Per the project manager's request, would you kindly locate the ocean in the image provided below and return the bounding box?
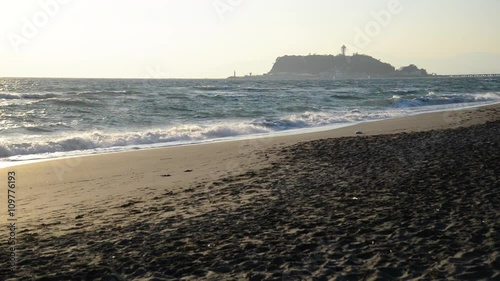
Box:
[1,77,499,164]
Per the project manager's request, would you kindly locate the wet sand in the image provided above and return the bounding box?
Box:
[0,104,499,280]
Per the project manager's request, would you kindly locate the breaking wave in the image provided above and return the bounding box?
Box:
[0,123,270,158]
[0,110,399,158]
[393,92,500,108]
[0,93,59,100]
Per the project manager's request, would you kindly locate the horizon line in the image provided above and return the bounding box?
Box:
[2,73,500,80]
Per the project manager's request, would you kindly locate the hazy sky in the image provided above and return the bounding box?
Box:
[1,0,499,78]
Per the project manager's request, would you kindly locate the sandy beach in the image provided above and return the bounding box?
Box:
[1,104,499,280]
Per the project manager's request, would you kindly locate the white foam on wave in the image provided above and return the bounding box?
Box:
[0,93,20,99]
[0,123,272,159]
[474,92,500,101]
[393,91,500,108]
[0,92,59,100]
[252,110,401,130]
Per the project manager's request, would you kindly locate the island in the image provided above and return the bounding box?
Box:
[229,46,429,80]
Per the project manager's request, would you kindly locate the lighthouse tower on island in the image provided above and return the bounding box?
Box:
[341,45,347,56]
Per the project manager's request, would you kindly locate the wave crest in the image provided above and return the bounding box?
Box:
[0,93,59,100]
[393,92,500,108]
[0,123,271,158]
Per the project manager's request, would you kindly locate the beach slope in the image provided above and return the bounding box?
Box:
[0,104,499,280]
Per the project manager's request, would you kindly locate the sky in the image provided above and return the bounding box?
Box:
[0,0,499,78]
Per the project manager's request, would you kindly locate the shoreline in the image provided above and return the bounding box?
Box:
[1,104,498,221]
[0,103,499,280]
[1,101,499,169]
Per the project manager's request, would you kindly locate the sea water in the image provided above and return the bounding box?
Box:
[1,77,499,163]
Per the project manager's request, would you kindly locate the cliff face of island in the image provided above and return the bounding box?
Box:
[232,53,429,79]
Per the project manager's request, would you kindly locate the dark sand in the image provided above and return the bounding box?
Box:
[1,106,499,280]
